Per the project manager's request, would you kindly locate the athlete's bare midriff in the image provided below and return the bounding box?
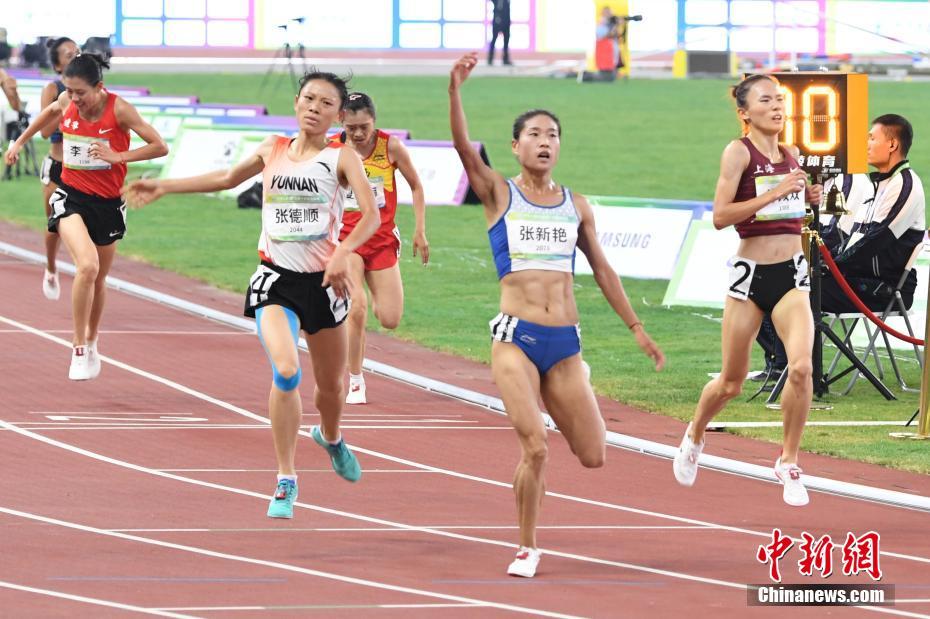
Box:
[499,270,579,326]
[737,233,804,264]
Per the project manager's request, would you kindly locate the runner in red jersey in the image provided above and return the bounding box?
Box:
[333,92,429,404]
[6,53,167,380]
[672,74,824,506]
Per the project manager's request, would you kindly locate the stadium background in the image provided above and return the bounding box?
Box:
[2,0,929,473]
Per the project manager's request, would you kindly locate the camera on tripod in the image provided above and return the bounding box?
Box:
[262,16,308,92]
[608,14,643,26]
[3,104,39,180]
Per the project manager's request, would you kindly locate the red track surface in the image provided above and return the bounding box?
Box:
[1,222,929,618]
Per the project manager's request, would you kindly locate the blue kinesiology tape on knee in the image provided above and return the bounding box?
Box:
[273,366,302,391]
[255,306,302,391]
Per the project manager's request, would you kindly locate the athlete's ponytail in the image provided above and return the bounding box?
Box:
[63,52,110,86]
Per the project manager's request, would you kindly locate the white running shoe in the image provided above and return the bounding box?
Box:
[68,346,92,380]
[42,269,60,301]
[507,547,542,578]
[345,380,367,405]
[774,458,810,507]
[87,340,101,379]
[673,423,704,487]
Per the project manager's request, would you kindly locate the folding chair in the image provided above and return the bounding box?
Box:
[823,243,924,395]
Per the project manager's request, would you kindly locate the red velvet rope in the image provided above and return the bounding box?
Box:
[818,244,924,346]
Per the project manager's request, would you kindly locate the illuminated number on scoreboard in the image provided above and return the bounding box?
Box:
[779,85,839,153]
[801,86,838,152]
[768,72,867,174]
[778,86,795,147]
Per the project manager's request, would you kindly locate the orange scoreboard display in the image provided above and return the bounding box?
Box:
[768,72,869,176]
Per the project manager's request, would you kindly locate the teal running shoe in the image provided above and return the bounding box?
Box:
[266,479,298,518]
[311,425,362,482]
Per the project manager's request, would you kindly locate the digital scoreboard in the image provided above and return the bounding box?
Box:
[764,72,869,176]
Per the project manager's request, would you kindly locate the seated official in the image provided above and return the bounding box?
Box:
[756,113,925,377]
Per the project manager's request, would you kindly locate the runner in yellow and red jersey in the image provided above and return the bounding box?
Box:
[333,92,429,404]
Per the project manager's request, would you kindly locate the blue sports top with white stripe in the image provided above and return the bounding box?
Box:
[488,179,581,279]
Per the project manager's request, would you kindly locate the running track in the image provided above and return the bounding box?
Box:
[1,222,929,618]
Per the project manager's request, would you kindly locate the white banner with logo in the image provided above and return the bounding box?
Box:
[574,204,697,279]
[395,141,487,206]
[661,219,740,308]
[160,125,280,197]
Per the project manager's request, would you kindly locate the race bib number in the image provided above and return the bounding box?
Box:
[727,256,756,301]
[793,252,811,291]
[63,134,111,170]
[506,212,577,260]
[263,194,330,242]
[344,176,386,211]
[754,174,805,221]
[246,264,281,308]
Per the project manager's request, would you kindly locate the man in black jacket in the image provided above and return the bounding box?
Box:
[488,0,512,66]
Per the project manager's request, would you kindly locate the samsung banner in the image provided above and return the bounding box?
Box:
[574,197,711,280]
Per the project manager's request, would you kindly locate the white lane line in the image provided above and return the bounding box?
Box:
[0,329,249,335]
[4,239,929,513]
[0,581,198,619]
[2,312,929,569]
[110,525,714,532]
[0,507,576,619]
[155,604,481,611]
[336,413,466,417]
[708,421,911,428]
[157,469,433,473]
[29,412,199,415]
[2,425,509,431]
[284,419,481,424]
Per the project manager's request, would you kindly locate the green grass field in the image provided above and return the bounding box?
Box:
[2,72,929,473]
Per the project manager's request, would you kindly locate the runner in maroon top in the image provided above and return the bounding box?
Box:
[6,53,167,380]
[672,74,823,506]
